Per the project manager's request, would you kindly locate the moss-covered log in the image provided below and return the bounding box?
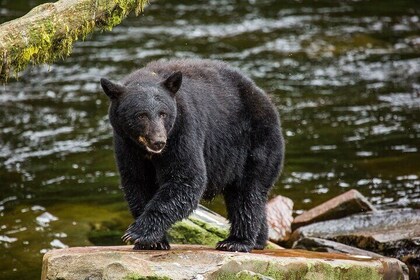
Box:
[0,0,148,82]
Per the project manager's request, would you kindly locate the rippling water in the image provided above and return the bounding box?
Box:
[1,0,419,278]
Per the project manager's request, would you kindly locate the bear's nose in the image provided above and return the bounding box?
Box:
[151,141,166,151]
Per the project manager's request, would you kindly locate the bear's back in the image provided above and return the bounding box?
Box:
[145,59,233,81]
[142,59,276,123]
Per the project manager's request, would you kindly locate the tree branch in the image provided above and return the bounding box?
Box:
[0,0,148,83]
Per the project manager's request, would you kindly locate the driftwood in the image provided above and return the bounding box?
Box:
[0,0,148,82]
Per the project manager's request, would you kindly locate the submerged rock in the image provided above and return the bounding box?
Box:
[266,195,294,243]
[293,237,384,258]
[292,189,377,230]
[41,244,409,280]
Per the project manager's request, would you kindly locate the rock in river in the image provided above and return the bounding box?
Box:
[266,195,294,243]
[290,208,420,279]
[292,189,377,230]
[293,237,384,258]
[41,244,409,280]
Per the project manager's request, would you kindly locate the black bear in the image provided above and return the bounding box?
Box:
[100,59,284,252]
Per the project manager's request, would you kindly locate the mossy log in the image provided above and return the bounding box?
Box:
[0,0,148,83]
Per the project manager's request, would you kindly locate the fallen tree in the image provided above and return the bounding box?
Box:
[0,0,148,83]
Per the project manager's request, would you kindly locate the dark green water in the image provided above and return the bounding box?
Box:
[0,0,419,279]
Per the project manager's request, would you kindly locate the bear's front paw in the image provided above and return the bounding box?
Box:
[121,222,165,247]
[121,222,142,244]
[133,240,170,250]
[216,239,253,252]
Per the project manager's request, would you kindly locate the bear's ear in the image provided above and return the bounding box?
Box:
[100,78,126,99]
[163,71,182,96]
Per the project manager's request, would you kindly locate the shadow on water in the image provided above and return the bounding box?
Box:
[0,0,419,278]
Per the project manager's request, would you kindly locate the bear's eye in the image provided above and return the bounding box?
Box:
[138,113,148,119]
[159,112,167,118]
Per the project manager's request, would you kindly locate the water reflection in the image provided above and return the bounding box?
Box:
[1,0,419,279]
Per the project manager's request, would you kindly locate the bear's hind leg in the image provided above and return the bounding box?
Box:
[216,185,266,252]
[217,129,282,253]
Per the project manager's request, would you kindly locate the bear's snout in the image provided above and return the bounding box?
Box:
[138,135,166,153]
[149,139,166,152]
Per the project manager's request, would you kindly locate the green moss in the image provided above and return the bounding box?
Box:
[98,0,148,31]
[168,219,224,246]
[21,46,39,62]
[10,17,69,78]
[169,216,280,249]
[189,217,229,239]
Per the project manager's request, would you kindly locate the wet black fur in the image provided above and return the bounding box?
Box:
[101,59,284,252]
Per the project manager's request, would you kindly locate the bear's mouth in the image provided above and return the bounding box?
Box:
[145,146,165,154]
[138,136,165,154]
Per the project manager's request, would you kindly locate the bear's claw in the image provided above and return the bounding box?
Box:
[122,222,170,250]
[216,239,253,252]
[121,222,142,243]
[121,232,132,243]
[133,240,170,250]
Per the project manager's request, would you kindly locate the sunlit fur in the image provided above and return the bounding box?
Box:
[100,59,284,252]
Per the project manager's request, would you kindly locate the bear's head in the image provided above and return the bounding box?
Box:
[100,71,182,154]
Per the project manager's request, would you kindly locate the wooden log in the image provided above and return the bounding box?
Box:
[0,0,148,82]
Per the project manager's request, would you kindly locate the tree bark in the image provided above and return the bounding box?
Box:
[0,0,148,83]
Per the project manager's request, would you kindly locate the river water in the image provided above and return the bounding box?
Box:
[0,0,419,279]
